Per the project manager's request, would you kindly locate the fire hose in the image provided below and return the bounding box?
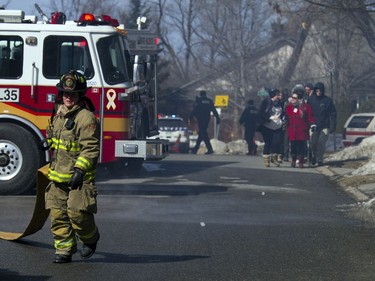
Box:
[0,165,50,240]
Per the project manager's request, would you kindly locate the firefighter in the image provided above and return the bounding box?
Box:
[45,70,100,263]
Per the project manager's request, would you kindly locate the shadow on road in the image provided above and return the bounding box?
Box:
[96,159,237,182]
[83,252,210,264]
[0,269,49,281]
[98,184,229,196]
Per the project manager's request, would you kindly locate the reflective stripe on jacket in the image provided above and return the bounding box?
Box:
[47,103,100,183]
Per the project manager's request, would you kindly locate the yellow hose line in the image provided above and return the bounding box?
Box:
[0,165,50,240]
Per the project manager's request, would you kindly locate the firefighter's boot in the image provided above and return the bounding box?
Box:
[263,154,270,167]
[53,254,72,263]
[80,233,100,259]
[271,154,280,167]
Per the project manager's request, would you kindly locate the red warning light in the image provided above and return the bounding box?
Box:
[79,13,95,23]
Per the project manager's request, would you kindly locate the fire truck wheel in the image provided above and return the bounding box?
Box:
[0,124,43,195]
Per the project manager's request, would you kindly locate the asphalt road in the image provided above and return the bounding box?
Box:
[1,154,375,281]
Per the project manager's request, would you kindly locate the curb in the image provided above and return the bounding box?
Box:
[317,166,371,202]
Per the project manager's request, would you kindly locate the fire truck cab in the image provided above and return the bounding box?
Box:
[0,10,168,195]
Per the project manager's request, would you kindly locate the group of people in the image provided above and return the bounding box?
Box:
[240,82,337,168]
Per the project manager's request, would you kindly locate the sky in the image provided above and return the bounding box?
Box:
[4,0,52,16]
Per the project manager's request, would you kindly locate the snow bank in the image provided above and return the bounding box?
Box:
[326,135,375,175]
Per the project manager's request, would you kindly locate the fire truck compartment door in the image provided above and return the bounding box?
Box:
[115,139,169,160]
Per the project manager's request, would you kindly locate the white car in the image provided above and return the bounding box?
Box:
[342,113,375,147]
[150,115,190,153]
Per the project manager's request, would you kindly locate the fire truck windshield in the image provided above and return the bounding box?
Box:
[97,35,131,85]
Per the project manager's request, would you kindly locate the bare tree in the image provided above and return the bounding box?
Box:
[303,0,375,52]
[153,0,288,139]
[153,0,199,82]
[277,15,312,88]
[294,0,375,105]
[195,0,275,139]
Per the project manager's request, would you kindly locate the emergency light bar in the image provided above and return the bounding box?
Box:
[51,12,66,24]
[78,13,119,27]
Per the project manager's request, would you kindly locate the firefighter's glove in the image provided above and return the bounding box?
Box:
[216,118,221,125]
[70,168,85,190]
[310,124,317,132]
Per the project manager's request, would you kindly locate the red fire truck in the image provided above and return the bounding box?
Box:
[0,9,168,195]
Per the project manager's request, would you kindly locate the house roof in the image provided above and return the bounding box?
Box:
[170,37,296,97]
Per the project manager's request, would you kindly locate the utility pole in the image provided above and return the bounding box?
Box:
[326,61,336,151]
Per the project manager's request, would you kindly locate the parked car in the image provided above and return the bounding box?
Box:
[342,113,375,147]
[149,115,190,153]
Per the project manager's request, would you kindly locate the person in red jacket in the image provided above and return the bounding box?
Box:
[285,88,316,168]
